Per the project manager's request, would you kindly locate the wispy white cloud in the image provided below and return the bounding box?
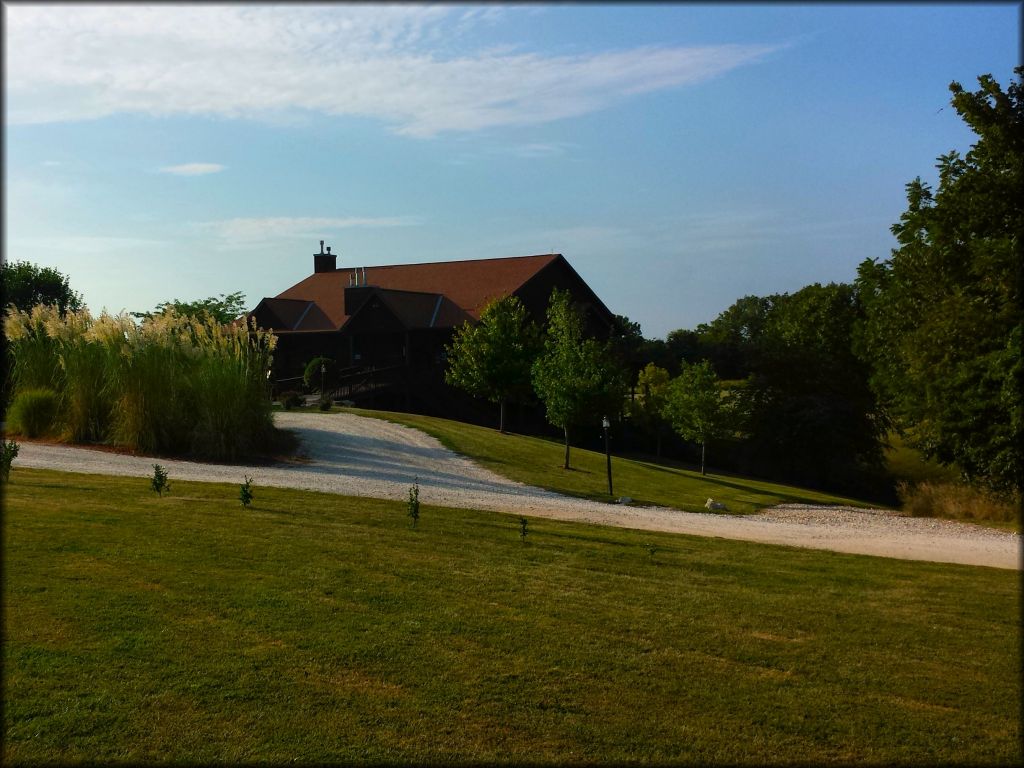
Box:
[11,235,168,255]
[508,142,576,159]
[535,225,631,249]
[159,163,226,176]
[669,209,893,254]
[490,224,633,257]
[41,160,62,167]
[451,5,508,40]
[450,141,577,165]
[6,5,783,136]
[202,215,424,244]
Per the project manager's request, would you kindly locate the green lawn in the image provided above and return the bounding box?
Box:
[341,407,877,513]
[4,468,1020,764]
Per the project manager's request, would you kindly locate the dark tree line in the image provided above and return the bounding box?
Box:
[618,283,889,496]
[855,68,1022,495]
[617,69,1021,499]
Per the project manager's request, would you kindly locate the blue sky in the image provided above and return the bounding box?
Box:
[4,3,1019,338]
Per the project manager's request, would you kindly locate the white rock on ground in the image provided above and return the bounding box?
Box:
[11,411,1021,570]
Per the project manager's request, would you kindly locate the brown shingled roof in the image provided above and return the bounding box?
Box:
[251,297,336,332]
[273,253,562,330]
[371,289,472,329]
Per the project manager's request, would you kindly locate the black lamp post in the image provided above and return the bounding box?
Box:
[602,415,613,497]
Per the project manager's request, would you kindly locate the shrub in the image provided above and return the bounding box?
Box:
[407,480,420,528]
[303,356,337,392]
[318,398,332,411]
[1,439,19,482]
[897,481,1019,523]
[7,388,60,438]
[239,475,254,507]
[151,464,170,496]
[280,391,303,410]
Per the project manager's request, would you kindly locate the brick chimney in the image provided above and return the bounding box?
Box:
[314,240,337,273]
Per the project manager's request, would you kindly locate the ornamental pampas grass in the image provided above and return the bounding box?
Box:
[5,305,278,459]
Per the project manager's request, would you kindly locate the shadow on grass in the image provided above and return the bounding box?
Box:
[624,461,861,506]
[30,481,103,493]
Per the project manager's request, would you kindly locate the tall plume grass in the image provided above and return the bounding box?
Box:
[897,480,1019,524]
[5,305,277,460]
[56,310,123,442]
[7,304,64,393]
[182,313,276,460]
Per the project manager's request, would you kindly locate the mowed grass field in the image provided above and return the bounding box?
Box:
[344,407,873,513]
[4,468,1020,765]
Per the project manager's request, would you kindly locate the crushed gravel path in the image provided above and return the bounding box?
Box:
[12,411,1021,570]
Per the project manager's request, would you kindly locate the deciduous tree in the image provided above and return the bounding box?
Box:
[445,295,540,433]
[748,283,890,489]
[661,360,733,475]
[630,363,671,456]
[0,260,83,314]
[532,289,626,469]
[855,68,1023,494]
[133,291,247,325]
[692,295,774,380]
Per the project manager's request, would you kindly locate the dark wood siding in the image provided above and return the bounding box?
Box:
[514,257,615,338]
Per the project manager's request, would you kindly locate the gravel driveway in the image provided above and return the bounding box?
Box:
[12,411,1020,570]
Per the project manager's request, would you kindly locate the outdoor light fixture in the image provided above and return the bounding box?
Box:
[602,415,613,496]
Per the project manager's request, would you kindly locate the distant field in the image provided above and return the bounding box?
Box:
[345,407,877,513]
[884,432,960,485]
[4,468,1019,764]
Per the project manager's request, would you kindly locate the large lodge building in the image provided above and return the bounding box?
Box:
[249,242,615,426]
